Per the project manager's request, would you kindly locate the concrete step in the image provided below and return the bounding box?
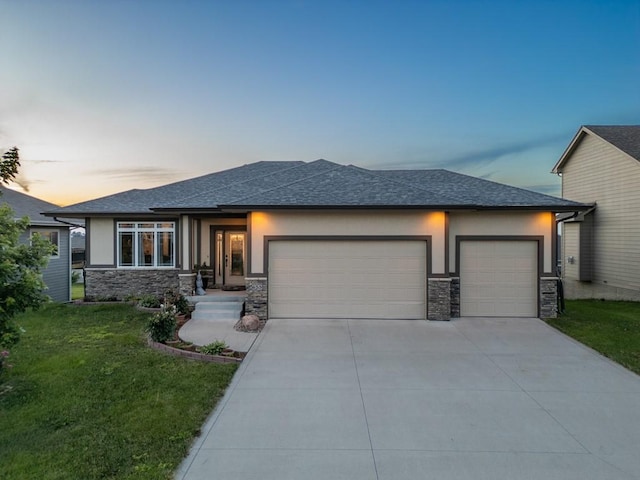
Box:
[187,295,245,304]
[191,310,241,322]
[195,301,242,312]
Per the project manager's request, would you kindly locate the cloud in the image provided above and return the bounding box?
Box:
[370,132,570,171]
[521,183,561,196]
[428,133,569,170]
[88,167,181,184]
[25,159,64,164]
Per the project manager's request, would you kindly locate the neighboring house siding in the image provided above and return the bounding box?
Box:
[562,134,640,293]
[563,222,580,280]
[21,227,71,303]
[448,211,555,273]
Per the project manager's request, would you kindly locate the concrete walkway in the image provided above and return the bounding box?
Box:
[176,317,640,480]
[179,292,258,352]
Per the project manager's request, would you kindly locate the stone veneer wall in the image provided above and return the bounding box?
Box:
[245,277,268,320]
[178,273,196,297]
[450,277,460,318]
[427,278,452,321]
[539,277,559,319]
[85,268,180,301]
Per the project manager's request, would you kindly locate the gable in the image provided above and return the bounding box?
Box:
[0,186,71,227]
[553,125,640,174]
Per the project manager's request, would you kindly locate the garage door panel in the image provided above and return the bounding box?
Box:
[460,241,537,317]
[269,240,426,319]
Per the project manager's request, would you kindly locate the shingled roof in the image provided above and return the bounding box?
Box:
[553,125,640,173]
[46,160,586,216]
[1,186,73,227]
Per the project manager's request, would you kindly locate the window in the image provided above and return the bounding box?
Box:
[117,222,175,268]
[33,230,59,257]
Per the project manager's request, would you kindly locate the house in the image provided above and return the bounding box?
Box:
[1,187,75,302]
[45,160,587,319]
[552,125,640,301]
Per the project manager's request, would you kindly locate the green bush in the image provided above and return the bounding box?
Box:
[164,290,190,315]
[138,294,161,308]
[144,308,177,343]
[199,340,227,356]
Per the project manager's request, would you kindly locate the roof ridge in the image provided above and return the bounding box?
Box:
[155,161,308,208]
[221,160,344,206]
[347,165,461,204]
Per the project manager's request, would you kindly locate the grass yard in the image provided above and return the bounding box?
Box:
[0,303,238,479]
[72,282,84,300]
[546,299,640,375]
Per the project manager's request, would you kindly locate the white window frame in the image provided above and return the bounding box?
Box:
[32,229,60,258]
[117,221,176,268]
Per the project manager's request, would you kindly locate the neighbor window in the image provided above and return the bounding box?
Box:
[117,222,175,268]
[32,230,59,257]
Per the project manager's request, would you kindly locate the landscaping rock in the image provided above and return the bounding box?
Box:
[241,314,260,330]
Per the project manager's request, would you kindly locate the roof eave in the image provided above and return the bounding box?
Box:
[219,203,591,212]
[43,210,160,218]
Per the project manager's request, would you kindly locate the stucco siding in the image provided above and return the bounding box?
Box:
[562,134,640,291]
[89,218,115,266]
[448,211,554,273]
[198,217,246,267]
[250,210,446,275]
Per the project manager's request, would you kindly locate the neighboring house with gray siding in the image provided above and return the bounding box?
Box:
[552,125,640,301]
[46,160,587,320]
[1,187,74,302]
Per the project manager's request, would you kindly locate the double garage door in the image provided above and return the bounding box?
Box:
[268,239,539,319]
[269,240,427,319]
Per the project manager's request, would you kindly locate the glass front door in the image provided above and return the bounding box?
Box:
[224,232,246,285]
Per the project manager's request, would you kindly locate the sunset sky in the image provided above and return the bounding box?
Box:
[1,0,638,206]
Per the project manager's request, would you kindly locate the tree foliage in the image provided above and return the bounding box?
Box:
[0,147,54,373]
[0,205,55,348]
[1,147,20,185]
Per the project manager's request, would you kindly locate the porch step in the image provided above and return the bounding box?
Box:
[179,293,249,348]
[186,294,245,304]
[188,298,244,323]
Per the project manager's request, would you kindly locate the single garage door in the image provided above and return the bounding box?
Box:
[460,240,538,317]
[269,240,427,319]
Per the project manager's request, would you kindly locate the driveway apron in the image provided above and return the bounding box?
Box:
[176,317,640,480]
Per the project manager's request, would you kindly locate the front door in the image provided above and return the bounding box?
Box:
[224,232,246,286]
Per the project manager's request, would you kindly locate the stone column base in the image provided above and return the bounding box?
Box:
[428,278,452,321]
[245,277,268,320]
[178,273,196,297]
[540,277,559,318]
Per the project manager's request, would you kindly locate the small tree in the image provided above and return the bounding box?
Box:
[1,147,20,185]
[0,147,55,374]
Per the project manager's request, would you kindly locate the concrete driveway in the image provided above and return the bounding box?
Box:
[176,317,640,480]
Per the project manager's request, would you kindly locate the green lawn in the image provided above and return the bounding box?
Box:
[72,282,84,300]
[546,299,640,375]
[0,304,237,479]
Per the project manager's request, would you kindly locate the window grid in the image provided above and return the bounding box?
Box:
[117,222,175,268]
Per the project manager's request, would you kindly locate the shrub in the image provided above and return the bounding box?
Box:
[199,340,227,356]
[71,271,81,284]
[164,290,191,315]
[138,294,161,308]
[144,307,177,343]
